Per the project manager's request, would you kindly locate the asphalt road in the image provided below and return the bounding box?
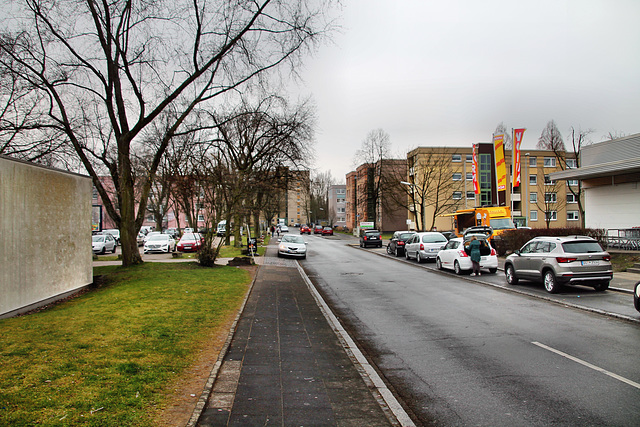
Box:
[300,233,640,426]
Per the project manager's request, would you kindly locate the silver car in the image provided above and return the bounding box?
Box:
[92,233,117,254]
[277,234,307,259]
[404,232,448,263]
[504,236,613,293]
[143,233,176,253]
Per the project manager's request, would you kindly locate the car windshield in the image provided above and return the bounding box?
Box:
[282,235,305,243]
[562,241,604,253]
[148,234,169,242]
[422,234,447,243]
[181,233,198,241]
[399,233,414,239]
[490,218,515,230]
[92,235,105,242]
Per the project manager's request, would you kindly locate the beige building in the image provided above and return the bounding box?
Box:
[282,169,310,227]
[405,146,581,232]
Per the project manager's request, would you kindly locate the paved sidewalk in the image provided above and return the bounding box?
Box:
[196,244,394,426]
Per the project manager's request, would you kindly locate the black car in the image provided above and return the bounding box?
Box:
[360,229,382,248]
[634,281,640,312]
[386,231,416,256]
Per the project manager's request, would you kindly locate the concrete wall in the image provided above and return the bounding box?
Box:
[1,156,93,318]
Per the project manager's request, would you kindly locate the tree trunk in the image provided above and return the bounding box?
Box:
[119,151,143,266]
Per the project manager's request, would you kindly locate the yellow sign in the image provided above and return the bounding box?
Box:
[494,134,507,191]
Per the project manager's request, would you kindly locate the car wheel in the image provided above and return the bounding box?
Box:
[488,268,497,274]
[395,247,400,257]
[416,252,423,263]
[634,282,640,312]
[593,281,609,292]
[454,261,463,275]
[505,264,518,285]
[100,247,106,255]
[386,244,393,255]
[543,270,560,293]
[378,243,382,248]
[405,250,410,260]
[112,245,116,253]
[436,257,443,270]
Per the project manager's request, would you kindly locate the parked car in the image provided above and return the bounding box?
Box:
[386,231,416,256]
[143,233,176,253]
[92,233,117,254]
[103,228,120,245]
[322,226,333,236]
[183,227,194,234]
[404,232,448,263]
[440,231,456,240]
[300,224,311,234]
[359,229,382,248]
[314,225,324,234]
[177,232,203,252]
[504,236,613,293]
[634,281,640,312]
[137,232,146,246]
[144,231,162,243]
[164,228,179,238]
[280,225,289,233]
[277,234,308,259]
[436,235,498,275]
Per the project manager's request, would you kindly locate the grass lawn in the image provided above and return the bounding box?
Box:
[0,262,252,426]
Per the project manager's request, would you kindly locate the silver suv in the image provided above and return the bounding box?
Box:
[504,236,613,293]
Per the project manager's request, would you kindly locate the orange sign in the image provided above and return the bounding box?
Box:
[512,128,526,188]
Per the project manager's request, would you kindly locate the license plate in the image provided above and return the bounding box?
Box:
[581,260,599,265]
[185,246,191,249]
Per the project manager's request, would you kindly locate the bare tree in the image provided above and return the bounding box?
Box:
[494,122,513,150]
[537,120,566,150]
[353,129,391,228]
[534,172,566,229]
[310,170,333,223]
[0,0,331,265]
[605,130,626,140]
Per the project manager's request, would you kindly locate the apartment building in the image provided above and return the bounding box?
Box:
[328,184,347,228]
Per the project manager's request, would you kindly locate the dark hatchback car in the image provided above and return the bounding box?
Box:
[360,229,382,248]
[386,231,416,256]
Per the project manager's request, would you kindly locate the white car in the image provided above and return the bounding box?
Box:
[103,228,120,245]
[277,234,307,259]
[404,232,448,263]
[92,233,117,254]
[143,233,176,253]
[280,225,289,233]
[144,231,162,243]
[436,236,498,275]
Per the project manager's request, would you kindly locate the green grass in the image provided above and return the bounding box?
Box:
[610,252,640,272]
[0,263,251,426]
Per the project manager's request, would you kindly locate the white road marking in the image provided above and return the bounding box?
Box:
[532,341,640,390]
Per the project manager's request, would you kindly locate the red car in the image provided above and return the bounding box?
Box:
[322,226,334,236]
[177,233,203,252]
[300,225,311,234]
[313,225,323,234]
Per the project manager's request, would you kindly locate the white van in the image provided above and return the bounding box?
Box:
[216,220,227,236]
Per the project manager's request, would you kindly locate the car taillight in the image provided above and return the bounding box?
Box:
[458,250,468,257]
[364,236,367,240]
[490,248,496,256]
[420,243,424,251]
[398,241,405,246]
[556,256,578,263]
[602,255,611,261]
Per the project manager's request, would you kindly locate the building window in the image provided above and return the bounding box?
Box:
[545,211,558,221]
[530,192,537,203]
[544,175,555,185]
[479,153,492,205]
[452,154,462,162]
[466,172,473,181]
[567,193,577,203]
[566,158,577,168]
[529,174,537,185]
[197,214,205,222]
[452,191,462,200]
[466,191,476,199]
[544,192,557,203]
[337,207,345,213]
[529,156,537,167]
[466,154,473,162]
[92,187,98,200]
[530,210,538,221]
[567,211,579,221]
[544,157,556,167]
[567,179,579,186]
[452,172,462,181]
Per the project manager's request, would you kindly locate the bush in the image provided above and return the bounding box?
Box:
[496,227,608,257]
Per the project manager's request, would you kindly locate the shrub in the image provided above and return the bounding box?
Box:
[497,227,607,256]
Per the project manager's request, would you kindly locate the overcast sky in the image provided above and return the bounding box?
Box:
[292,0,640,183]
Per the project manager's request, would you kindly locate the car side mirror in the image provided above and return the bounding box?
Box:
[514,250,521,256]
[304,241,308,245]
[277,239,282,242]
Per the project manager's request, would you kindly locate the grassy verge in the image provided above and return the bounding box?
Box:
[0,263,251,426]
[610,252,640,272]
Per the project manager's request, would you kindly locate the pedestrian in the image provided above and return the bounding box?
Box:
[270,225,275,237]
[469,236,482,276]
[276,225,280,237]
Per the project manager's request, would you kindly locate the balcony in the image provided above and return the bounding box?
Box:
[510,193,521,201]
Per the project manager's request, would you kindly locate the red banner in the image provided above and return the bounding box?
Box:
[512,128,526,188]
[472,144,479,194]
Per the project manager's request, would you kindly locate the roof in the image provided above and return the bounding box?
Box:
[550,133,640,180]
